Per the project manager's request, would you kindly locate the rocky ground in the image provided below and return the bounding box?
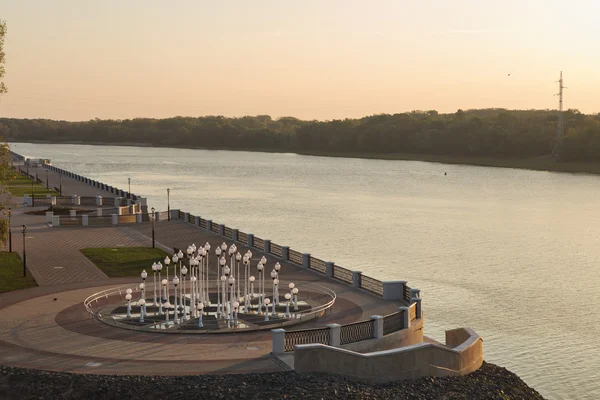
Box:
[0,362,544,400]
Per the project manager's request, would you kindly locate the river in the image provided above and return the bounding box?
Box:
[11,142,600,400]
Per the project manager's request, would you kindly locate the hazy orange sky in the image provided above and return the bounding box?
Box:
[1,1,599,121]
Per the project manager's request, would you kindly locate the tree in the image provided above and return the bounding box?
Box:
[0,20,6,95]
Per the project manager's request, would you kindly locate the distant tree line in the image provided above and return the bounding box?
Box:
[1,108,600,162]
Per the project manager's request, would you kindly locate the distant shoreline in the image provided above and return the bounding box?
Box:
[13,139,600,176]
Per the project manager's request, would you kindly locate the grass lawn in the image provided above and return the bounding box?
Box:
[1,174,56,196]
[81,247,170,277]
[0,251,38,293]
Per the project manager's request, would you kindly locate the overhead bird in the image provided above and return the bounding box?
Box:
[508,73,511,76]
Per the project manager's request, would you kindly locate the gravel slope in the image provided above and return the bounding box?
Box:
[0,362,544,400]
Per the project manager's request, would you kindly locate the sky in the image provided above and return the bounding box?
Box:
[0,0,599,121]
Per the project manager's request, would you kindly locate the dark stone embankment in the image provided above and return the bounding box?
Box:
[0,362,544,399]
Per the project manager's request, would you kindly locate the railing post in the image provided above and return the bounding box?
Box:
[112,214,118,225]
[69,210,76,220]
[247,233,254,248]
[370,315,384,339]
[218,224,224,236]
[398,306,410,329]
[170,209,179,220]
[232,229,239,242]
[136,213,142,223]
[327,323,341,347]
[352,271,362,288]
[72,195,77,205]
[264,239,271,254]
[114,197,120,207]
[411,298,422,319]
[184,212,190,223]
[410,288,421,299]
[52,215,60,227]
[206,220,212,232]
[325,261,334,278]
[96,208,102,216]
[195,216,200,227]
[96,196,103,206]
[82,215,89,226]
[45,212,53,223]
[302,253,310,268]
[281,246,289,260]
[382,280,406,301]
[271,328,286,355]
[117,206,123,216]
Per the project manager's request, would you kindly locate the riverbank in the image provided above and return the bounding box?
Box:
[0,362,544,400]
[12,139,600,176]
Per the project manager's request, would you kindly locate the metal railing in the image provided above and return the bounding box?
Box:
[383,310,405,336]
[253,237,265,250]
[288,249,303,265]
[199,218,207,229]
[403,284,412,302]
[333,265,353,284]
[309,256,326,274]
[211,223,219,234]
[178,210,185,220]
[340,319,375,345]
[224,226,233,238]
[285,327,331,352]
[270,242,283,257]
[188,213,196,224]
[238,231,248,244]
[87,215,113,225]
[360,275,384,296]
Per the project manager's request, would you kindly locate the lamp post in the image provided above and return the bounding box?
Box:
[141,270,148,315]
[249,276,255,312]
[204,242,211,305]
[274,262,281,305]
[152,262,158,306]
[157,262,163,313]
[233,301,239,326]
[284,293,291,318]
[138,299,146,323]
[172,253,179,283]
[167,188,170,221]
[181,265,188,320]
[151,207,155,248]
[235,251,242,301]
[161,278,168,317]
[272,278,279,317]
[218,254,226,317]
[173,276,180,324]
[126,288,133,318]
[223,264,231,320]
[8,207,11,252]
[264,298,271,321]
[271,270,277,308]
[164,256,170,300]
[228,276,235,325]
[164,300,171,327]
[139,282,146,317]
[197,302,204,328]
[293,287,299,311]
[190,275,197,318]
[257,262,264,314]
[21,225,27,277]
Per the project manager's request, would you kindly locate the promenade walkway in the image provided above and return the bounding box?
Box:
[0,161,405,375]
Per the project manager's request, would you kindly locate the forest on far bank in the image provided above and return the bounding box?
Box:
[1,108,600,162]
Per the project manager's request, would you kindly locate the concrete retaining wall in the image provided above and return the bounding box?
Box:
[341,316,424,353]
[294,327,483,383]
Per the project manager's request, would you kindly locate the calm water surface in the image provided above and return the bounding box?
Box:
[13,142,600,400]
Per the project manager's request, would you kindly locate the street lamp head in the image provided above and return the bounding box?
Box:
[246,250,252,258]
[220,275,226,282]
[167,188,170,194]
[177,250,184,259]
[198,302,204,310]
[271,270,277,279]
[138,298,146,306]
[191,243,197,252]
[260,256,267,265]
[151,207,155,213]
[173,255,179,263]
[231,244,237,253]
[228,247,234,256]
[173,276,179,286]
[151,262,157,272]
[139,283,145,289]
[289,282,295,289]
[201,248,207,256]
[187,246,193,255]
[215,247,222,256]
[224,266,230,275]
[236,252,242,261]
[274,279,279,285]
[204,242,211,251]
[126,288,133,294]
[125,294,132,301]
[285,293,291,300]
[243,255,249,264]
[228,276,235,285]
[157,262,163,271]
[22,224,27,233]
[292,288,299,295]
[257,263,263,272]
[220,257,227,266]
[264,298,271,306]
[141,270,148,279]
[190,276,197,282]
[181,266,188,276]
[274,262,281,272]
[164,257,170,265]
[233,301,239,310]
[161,279,167,285]
[249,276,255,282]
[164,301,171,308]
[221,242,227,251]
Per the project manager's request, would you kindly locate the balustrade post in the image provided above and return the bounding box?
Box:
[382,280,406,301]
[206,220,212,232]
[218,224,224,236]
[302,253,310,269]
[410,288,421,299]
[136,213,142,223]
[45,212,53,223]
[271,328,286,355]
[96,208,102,216]
[325,261,334,277]
[352,271,362,288]
[247,233,254,248]
[370,315,384,338]
[96,196,103,206]
[112,214,118,225]
[232,229,239,242]
[264,239,271,254]
[327,323,341,347]
[52,215,60,227]
[195,216,200,227]
[411,298,422,319]
[398,306,410,329]
[82,215,89,226]
[184,212,190,223]
[281,246,289,260]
